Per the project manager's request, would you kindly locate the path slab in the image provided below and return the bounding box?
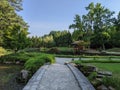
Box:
[37,64,80,90]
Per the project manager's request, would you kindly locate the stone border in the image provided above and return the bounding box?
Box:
[23,65,49,90]
[66,63,95,90]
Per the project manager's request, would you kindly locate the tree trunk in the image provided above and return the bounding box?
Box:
[102,44,105,50]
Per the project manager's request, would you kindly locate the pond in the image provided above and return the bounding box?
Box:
[0,64,24,90]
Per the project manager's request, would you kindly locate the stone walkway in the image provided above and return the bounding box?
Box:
[37,64,80,90]
[23,58,95,90]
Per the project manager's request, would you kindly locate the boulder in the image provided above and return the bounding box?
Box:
[97,71,112,76]
[108,86,115,90]
[97,85,108,90]
[20,69,29,80]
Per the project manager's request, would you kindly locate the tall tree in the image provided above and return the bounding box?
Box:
[69,15,84,41]
[0,0,29,51]
[8,0,23,11]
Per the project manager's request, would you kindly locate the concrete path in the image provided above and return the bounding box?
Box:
[55,57,79,64]
[37,64,80,90]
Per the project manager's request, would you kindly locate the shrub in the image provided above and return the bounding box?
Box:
[24,54,55,73]
[102,77,120,90]
[88,72,97,81]
[47,47,60,54]
[0,52,30,63]
[39,54,55,63]
[24,57,45,73]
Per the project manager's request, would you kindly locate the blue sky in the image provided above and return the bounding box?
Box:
[19,0,120,36]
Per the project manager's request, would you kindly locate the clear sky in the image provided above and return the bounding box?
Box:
[19,0,120,36]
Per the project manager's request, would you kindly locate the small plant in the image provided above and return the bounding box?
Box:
[102,77,120,90]
[88,72,97,81]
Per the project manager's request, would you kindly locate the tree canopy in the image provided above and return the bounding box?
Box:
[0,0,29,52]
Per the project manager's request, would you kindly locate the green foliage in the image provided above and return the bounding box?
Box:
[3,25,29,52]
[102,77,120,90]
[0,0,29,51]
[8,0,23,11]
[69,2,120,49]
[47,47,74,55]
[0,52,55,74]
[24,57,45,73]
[24,53,55,73]
[47,47,60,54]
[28,30,72,48]
[69,15,84,41]
[0,52,29,63]
[0,47,7,56]
[88,72,97,81]
[107,48,120,52]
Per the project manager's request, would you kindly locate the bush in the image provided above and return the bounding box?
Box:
[88,72,97,81]
[47,47,60,54]
[24,57,44,73]
[0,52,30,63]
[24,54,55,73]
[21,48,40,52]
[39,54,55,63]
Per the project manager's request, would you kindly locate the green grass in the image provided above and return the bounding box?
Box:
[106,48,120,52]
[88,63,120,77]
[88,63,120,90]
[57,47,73,51]
[73,60,120,89]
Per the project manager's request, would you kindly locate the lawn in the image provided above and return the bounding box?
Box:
[86,63,120,78]
[106,48,120,52]
[73,60,120,89]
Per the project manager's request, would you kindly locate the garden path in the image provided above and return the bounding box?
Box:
[37,64,80,90]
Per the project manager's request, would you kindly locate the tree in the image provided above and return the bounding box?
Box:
[69,15,84,41]
[85,3,114,49]
[3,25,29,52]
[0,0,29,51]
[8,0,23,11]
[50,30,72,47]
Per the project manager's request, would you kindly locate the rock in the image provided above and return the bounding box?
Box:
[4,61,13,64]
[44,62,50,65]
[97,71,112,76]
[108,86,115,90]
[97,85,108,90]
[97,74,105,78]
[16,61,20,64]
[20,69,29,79]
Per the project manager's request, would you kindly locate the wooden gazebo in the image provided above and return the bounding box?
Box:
[71,40,90,54]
